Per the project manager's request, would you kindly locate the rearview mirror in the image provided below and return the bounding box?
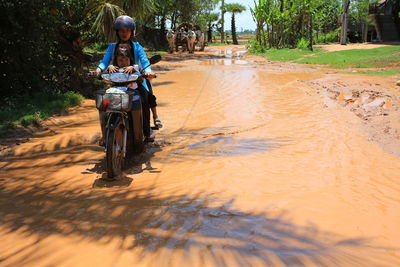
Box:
[149,54,162,65]
[83,53,95,63]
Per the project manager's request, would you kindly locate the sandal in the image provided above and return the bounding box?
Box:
[154,118,163,129]
[99,138,106,147]
[144,136,155,143]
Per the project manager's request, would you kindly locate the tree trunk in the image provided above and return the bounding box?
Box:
[171,12,176,31]
[160,16,166,33]
[208,22,213,42]
[221,0,225,42]
[362,22,368,43]
[309,12,313,51]
[232,13,238,45]
[340,0,351,45]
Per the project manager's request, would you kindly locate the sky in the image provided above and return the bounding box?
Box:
[217,0,257,31]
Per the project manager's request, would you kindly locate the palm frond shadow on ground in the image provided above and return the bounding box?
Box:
[0,176,396,266]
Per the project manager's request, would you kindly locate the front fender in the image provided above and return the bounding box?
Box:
[106,113,122,130]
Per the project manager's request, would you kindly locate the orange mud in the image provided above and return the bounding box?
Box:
[1,46,400,266]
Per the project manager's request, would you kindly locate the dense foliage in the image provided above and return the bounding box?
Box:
[0,0,95,101]
[0,0,387,104]
[0,0,222,102]
[250,0,380,49]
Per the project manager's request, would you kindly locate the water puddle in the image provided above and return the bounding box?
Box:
[201,59,249,66]
[167,136,287,161]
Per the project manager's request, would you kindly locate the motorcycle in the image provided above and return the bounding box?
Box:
[94,54,161,179]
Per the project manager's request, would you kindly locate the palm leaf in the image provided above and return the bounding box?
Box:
[114,0,155,22]
[92,3,125,42]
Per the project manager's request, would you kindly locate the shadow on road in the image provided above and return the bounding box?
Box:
[0,177,395,266]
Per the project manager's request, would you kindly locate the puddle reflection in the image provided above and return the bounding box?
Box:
[166,136,288,161]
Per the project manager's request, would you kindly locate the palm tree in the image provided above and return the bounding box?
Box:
[223,3,246,45]
[204,12,220,42]
[117,0,155,22]
[89,0,155,42]
[90,2,125,42]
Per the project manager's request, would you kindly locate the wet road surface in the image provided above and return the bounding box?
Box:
[1,46,400,266]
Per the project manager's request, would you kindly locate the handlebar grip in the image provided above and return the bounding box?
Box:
[142,74,157,79]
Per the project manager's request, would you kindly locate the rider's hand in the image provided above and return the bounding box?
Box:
[124,66,138,74]
[106,65,118,73]
[145,72,156,80]
[95,68,102,76]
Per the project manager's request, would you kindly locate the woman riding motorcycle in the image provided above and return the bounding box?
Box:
[96,15,161,143]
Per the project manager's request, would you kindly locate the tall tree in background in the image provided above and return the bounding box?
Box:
[250,0,265,45]
[221,0,225,42]
[204,13,220,42]
[224,3,246,44]
[340,0,351,45]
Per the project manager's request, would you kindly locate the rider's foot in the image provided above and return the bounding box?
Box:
[154,118,163,129]
[144,136,155,143]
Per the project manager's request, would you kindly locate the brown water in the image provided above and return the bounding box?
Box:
[1,46,400,266]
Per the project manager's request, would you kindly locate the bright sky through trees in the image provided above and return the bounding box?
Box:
[218,0,256,31]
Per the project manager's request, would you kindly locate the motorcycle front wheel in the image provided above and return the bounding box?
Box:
[106,121,125,179]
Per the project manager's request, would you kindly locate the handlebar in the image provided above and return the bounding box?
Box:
[88,71,157,81]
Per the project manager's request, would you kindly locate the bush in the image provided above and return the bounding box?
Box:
[20,113,43,127]
[0,91,83,131]
[0,0,92,100]
[296,38,309,49]
[316,29,340,44]
[248,40,267,53]
[84,42,109,54]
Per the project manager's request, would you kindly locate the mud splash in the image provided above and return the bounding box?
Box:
[1,46,400,266]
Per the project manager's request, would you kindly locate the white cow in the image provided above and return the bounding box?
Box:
[166,30,175,54]
[195,30,205,51]
[187,30,197,54]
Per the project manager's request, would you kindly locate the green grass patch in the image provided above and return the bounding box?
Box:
[249,43,400,69]
[347,69,400,76]
[254,48,319,61]
[209,41,251,46]
[0,92,83,135]
[237,34,256,40]
[146,50,168,56]
[296,46,400,68]
[208,42,231,46]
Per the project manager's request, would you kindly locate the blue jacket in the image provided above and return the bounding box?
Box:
[98,42,152,91]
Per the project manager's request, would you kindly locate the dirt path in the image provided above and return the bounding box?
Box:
[315,42,400,52]
[1,46,400,266]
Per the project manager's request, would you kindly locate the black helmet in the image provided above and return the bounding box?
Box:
[113,16,136,30]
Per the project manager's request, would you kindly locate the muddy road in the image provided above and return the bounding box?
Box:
[1,46,400,266]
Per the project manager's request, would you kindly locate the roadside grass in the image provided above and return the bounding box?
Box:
[209,40,251,46]
[209,42,231,46]
[146,50,168,56]
[296,46,400,68]
[0,92,83,135]
[237,33,256,40]
[250,45,400,70]
[253,48,319,61]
